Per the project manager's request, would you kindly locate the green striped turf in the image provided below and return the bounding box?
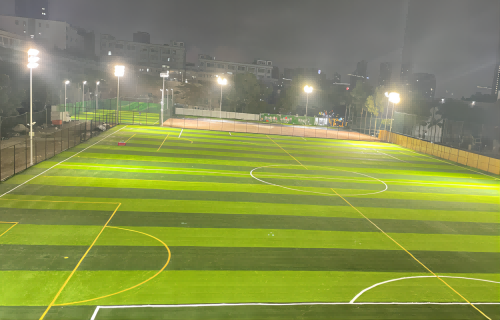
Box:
[0,125,498,320]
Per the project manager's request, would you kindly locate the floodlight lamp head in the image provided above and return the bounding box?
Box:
[28,49,39,56]
[388,92,400,104]
[114,65,125,77]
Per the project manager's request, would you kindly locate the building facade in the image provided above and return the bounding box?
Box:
[15,0,49,20]
[333,72,341,83]
[379,62,392,87]
[409,73,436,101]
[133,32,150,44]
[0,15,84,52]
[197,54,275,82]
[99,34,186,75]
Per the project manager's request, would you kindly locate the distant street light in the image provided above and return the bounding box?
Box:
[64,80,70,112]
[304,85,313,117]
[114,66,125,124]
[217,77,227,119]
[27,48,39,166]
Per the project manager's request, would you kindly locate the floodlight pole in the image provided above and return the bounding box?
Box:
[116,76,120,124]
[161,77,165,125]
[96,82,99,110]
[64,82,68,112]
[29,67,33,165]
[384,98,389,131]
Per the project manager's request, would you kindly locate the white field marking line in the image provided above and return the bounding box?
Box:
[375,150,409,163]
[350,276,500,304]
[229,132,231,135]
[179,129,183,138]
[302,137,306,140]
[153,120,159,125]
[0,126,127,199]
[90,302,500,319]
[404,149,500,181]
[250,164,388,197]
[54,164,499,189]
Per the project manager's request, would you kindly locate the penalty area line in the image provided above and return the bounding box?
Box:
[90,302,500,320]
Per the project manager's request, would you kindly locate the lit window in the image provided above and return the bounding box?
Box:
[30,35,34,39]
[108,51,112,55]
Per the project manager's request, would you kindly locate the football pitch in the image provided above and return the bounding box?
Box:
[0,125,499,320]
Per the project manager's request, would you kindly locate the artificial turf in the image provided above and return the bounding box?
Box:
[0,125,499,320]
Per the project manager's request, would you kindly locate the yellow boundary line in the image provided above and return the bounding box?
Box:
[157,134,169,151]
[39,203,122,320]
[266,135,308,170]
[0,221,18,238]
[54,226,171,306]
[329,188,491,320]
[263,138,491,319]
[125,134,136,143]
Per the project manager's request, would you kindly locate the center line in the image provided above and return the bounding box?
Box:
[329,188,492,320]
[266,135,307,170]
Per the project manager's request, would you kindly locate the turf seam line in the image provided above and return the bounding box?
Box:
[0,126,127,199]
[329,187,492,320]
[266,135,308,170]
[38,203,122,320]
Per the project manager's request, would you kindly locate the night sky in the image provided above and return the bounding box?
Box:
[1,0,499,98]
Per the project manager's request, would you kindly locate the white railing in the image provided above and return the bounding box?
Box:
[175,108,260,121]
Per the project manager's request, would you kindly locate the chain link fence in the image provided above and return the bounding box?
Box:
[389,111,500,159]
[0,115,112,181]
[163,116,379,141]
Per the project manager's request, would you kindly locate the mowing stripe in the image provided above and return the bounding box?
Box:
[266,135,307,170]
[0,126,127,199]
[38,203,122,320]
[404,149,500,181]
[157,134,169,151]
[329,188,492,320]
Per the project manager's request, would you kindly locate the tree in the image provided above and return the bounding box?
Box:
[0,74,22,117]
[227,73,262,113]
[350,81,373,117]
[179,82,208,107]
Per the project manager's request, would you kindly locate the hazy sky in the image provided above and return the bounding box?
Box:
[1,0,499,97]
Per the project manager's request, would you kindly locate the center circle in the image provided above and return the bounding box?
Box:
[250,164,387,197]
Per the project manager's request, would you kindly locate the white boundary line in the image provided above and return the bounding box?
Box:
[179,129,183,138]
[250,164,388,197]
[0,126,127,198]
[350,276,500,303]
[90,301,500,319]
[375,150,409,163]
